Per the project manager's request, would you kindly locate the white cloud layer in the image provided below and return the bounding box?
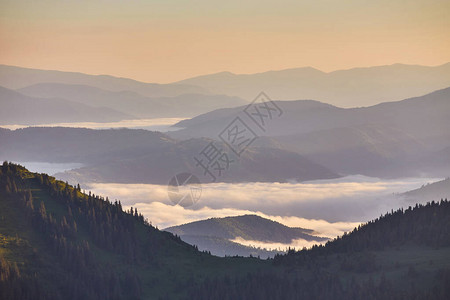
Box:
[121,201,359,238]
[83,176,441,244]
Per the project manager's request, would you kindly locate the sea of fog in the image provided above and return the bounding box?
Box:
[1,120,443,231]
[0,118,186,132]
[6,160,442,249]
[3,162,441,248]
[81,175,441,239]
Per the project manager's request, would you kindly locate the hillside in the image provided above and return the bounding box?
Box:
[0,127,173,164]
[403,177,450,202]
[175,63,450,107]
[0,64,206,97]
[165,214,326,243]
[193,200,450,299]
[1,163,449,299]
[171,87,450,178]
[18,83,247,118]
[173,87,450,139]
[0,162,269,299]
[0,127,339,184]
[55,142,339,184]
[0,86,132,125]
[177,235,280,259]
[415,146,450,177]
[165,215,328,258]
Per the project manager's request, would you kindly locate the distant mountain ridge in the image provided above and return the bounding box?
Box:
[0,64,207,97]
[18,82,247,118]
[171,87,450,178]
[2,63,450,109]
[403,178,450,202]
[176,62,450,107]
[173,87,450,138]
[0,65,249,123]
[0,86,132,125]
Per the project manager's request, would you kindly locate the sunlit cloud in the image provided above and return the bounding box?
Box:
[85,176,439,223]
[122,201,359,239]
[83,176,440,241]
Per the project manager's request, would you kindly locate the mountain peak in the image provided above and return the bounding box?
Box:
[165,214,325,244]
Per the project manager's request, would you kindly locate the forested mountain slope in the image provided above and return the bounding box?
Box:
[176,63,450,107]
[1,163,449,299]
[0,162,267,299]
[165,214,327,258]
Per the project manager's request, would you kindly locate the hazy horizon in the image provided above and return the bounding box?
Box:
[1,0,449,83]
[1,61,449,85]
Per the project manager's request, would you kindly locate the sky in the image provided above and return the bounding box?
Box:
[1,0,449,83]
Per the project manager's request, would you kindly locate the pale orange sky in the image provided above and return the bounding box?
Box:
[1,0,449,83]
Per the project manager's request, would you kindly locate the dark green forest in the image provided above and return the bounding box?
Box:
[0,162,449,299]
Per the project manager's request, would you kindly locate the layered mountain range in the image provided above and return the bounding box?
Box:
[1,63,450,125]
[172,87,450,178]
